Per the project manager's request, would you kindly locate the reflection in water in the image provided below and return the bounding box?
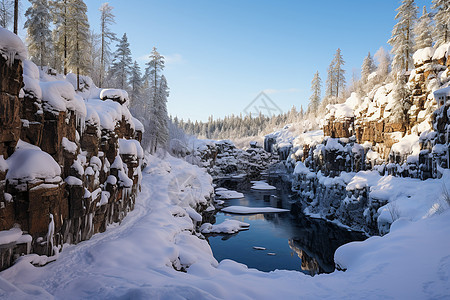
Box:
[288,239,321,276]
[208,177,367,275]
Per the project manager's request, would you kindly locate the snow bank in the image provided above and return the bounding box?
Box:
[1,155,450,299]
[200,219,250,234]
[0,27,27,65]
[6,141,61,182]
[40,81,87,118]
[221,206,289,214]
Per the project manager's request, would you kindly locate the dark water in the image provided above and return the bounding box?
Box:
[207,178,367,276]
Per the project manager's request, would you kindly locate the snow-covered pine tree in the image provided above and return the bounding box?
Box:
[325,59,335,99]
[129,60,143,107]
[155,74,169,149]
[99,2,116,87]
[432,0,450,46]
[374,47,391,83]
[390,78,410,123]
[307,71,321,117]
[144,47,167,153]
[0,0,12,28]
[332,48,346,99]
[108,33,132,90]
[361,52,376,87]
[67,0,91,90]
[388,0,417,75]
[87,30,101,86]
[24,0,53,68]
[414,6,433,50]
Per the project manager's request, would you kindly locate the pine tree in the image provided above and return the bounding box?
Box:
[361,52,376,86]
[432,0,450,46]
[388,0,418,75]
[87,30,101,85]
[129,60,143,106]
[67,0,91,90]
[0,0,12,28]
[414,6,433,50]
[50,0,69,74]
[374,47,391,82]
[308,71,321,117]
[24,0,53,68]
[332,48,346,99]
[143,47,167,153]
[99,2,116,87]
[108,33,132,89]
[325,59,335,98]
[390,78,410,123]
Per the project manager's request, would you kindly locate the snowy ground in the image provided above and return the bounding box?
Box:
[1,155,450,299]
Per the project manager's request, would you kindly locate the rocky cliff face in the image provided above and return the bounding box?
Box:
[269,44,450,236]
[0,31,144,270]
[185,139,277,179]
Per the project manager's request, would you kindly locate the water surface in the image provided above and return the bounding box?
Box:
[207,178,366,275]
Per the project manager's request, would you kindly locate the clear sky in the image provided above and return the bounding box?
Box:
[23,0,430,121]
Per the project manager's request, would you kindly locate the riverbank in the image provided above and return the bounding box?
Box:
[1,154,449,299]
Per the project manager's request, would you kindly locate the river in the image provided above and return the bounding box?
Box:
[206,177,367,276]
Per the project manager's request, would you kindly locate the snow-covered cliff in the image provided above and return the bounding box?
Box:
[0,27,144,270]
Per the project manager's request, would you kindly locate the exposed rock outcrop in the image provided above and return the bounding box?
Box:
[0,30,145,270]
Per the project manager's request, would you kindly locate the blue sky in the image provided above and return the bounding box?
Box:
[24,0,430,121]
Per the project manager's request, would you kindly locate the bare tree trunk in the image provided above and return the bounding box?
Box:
[63,0,67,75]
[100,20,105,87]
[13,0,18,34]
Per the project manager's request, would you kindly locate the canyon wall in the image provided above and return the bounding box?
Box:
[0,30,144,270]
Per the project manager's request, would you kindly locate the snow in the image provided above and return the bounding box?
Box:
[250,181,276,190]
[119,138,143,159]
[6,141,61,182]
[22,60,42,99]
[100,89,129,103]
[215,188,244,199]
[413,47,435,65]
[221,206,289,214]
[0,27,27,65]
[326,93,360,120]
[0,155,449,299]
[293,161,311,175]
[200,219,250,234]
[390,134,420,156]
[132,117,144,132]
[432,42,450,60]
[293,130,324,148]
[0,227,22,245]
[252,246,266,250]
[40,81,87,118]
[85,99,132,131]
[61,138,77,154]
[64,176,82,186]
[0,155,7,173]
